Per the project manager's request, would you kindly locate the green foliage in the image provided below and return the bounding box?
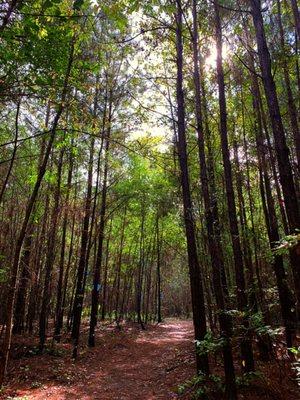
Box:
[0,264,8,283]
[73,0,85,10]
[178,371,263,399]
[0,0,299,395]
[249,312,281,339]
[273,233,300,257]
[235,371,262,387]
[195,331,226,356]
[289,346,300,386]
[177,374,206,396]
[178,374,225,399]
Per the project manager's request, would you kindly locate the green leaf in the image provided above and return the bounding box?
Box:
[73,0,84,10]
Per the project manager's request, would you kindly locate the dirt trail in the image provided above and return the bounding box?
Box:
[9,320,195,400]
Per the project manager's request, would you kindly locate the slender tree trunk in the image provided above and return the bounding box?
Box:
[199,53,229,297]
[53,150,74,341]
[26,193,50,334]
[251,73,297,347]
[250,0,300,309]
[241,95,268,321]
[192,1,236,394]
[257,75,289,234]
[101,217,113,321]
[156,213,162,323]
[175,0,209,375]
[61,197,77,332]
[12,224,33,334]
[115,208,127,327]
[0,100,20,204]
[88,96,112,347]
[39,148,64,351]
[277,0,300,172]
[214,0,254,372]
[233,133,271,360]
[290,0,300,41]
[233,138,256,311]
[71,138,95,358]
[136,200,146,330]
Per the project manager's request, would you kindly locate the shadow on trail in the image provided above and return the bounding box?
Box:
[28,319,195,400]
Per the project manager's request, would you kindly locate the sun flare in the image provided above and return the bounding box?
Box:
[205,42,230,69]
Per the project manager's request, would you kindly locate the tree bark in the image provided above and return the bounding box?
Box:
[156,213,162,324]
[0,100,20,204]
[12,224,33,334]
[249,0,300,309]
[39,148,64,351]
[214,0,254,372]
[290,0,300,41]
[54,149,74,341]
[277,0,300,172]
[192,1,236,394]
[250,66,297,347]
[88,93,112,347]
[72,138,95,358]
[175,0,209,375]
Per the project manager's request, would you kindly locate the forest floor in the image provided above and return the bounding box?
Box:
[1,319,299,400]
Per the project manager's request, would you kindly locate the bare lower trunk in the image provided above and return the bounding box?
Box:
[175,0,209,375]
[214,0,254,372]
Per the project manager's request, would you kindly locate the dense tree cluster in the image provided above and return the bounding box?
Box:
[0,0,299,398]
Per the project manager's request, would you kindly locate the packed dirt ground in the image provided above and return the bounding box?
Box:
[1,319,299,399]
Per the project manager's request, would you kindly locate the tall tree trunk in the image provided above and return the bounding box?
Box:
[192,1,236,395]
[290,0,300,41]
[241,91,268,321]
[39,148,64,351]
[71,138,95,358]
[214,0,254,372]
[250,0,300,309]
[115,208,127,327]
[0,100,20,204]
[251,72,297,347]
[53,149,74,341]
[256,74,289,234]
[199,52,229,296]
[156,213,162,323]
[277,0,300,172]
[12,224,33,334]
[26,193,50,334]
[136,200,146,330]
[233,135,271,361]
[101,217,113,321]
[175,0,209,375]
[88,96,112,347]
[61,211,76,330]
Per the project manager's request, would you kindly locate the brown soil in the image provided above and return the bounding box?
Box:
[2,320,194,400]
[1,319,299,400]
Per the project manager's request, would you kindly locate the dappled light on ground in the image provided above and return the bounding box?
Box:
[6,320,195,400]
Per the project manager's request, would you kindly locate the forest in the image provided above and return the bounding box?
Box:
[0,0,300,399]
